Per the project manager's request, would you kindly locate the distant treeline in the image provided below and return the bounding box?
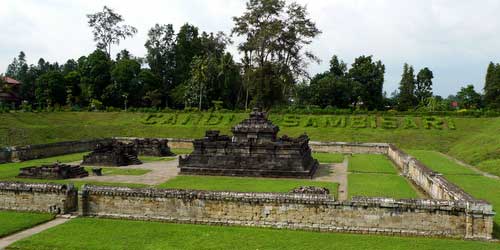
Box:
[2,0,499,112]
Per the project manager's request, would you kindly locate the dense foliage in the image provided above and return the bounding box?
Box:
[2,1,500,112]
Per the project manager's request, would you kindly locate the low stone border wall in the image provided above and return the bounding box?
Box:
[387,145,476,201]
[0,182,78,214]
[0,139,112,163]
[79,185,494,240]
[309,141,389,154]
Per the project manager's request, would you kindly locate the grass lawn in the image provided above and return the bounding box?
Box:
[0,211,54,238]
[348,173,420,199]
[171,148,193,155]
[477,159,500,177]
[312,152,344,163]
[8,218,500,250]
[139,156,176,163]
[407,150,479,175]
[83,167,151,176]
[0,153,149,189]
[158,175,339,198]
[408,150,500,239]
[0,153,87,179]
[347,154,419,199]
[348,154,398,174]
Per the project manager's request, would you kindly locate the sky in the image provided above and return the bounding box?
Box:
[1,0,500,97]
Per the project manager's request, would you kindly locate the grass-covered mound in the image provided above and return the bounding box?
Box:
[8,218,500,250]
[0,112,498,177]
[347,154,420,199]
[0,211,54,237]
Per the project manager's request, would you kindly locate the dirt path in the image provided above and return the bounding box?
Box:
[439,152,499,180]
[0,216,73,250]
[79,159,179,185]
[314,157,348,201]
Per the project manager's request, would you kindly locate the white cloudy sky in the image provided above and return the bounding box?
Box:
[1,0,500,96]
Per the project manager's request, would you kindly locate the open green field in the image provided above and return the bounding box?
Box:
[158,175,339,198]
[348,154,420,199]
[313,152,344,163]
[0,112,498,177]
[7,218,500,250]
[409,150,500,239]
[0,211,54,238]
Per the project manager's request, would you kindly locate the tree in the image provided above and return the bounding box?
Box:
[87,6,137,57]
[484,62,500,109]
[36,70,66,107]
[64,71,82,106]
[457,84,482,109]
[232,0,321,107]
[106,51,142,108]
[397,63,416,111]
[348,55,385,110]
[79,50,112,104]
[415,67,433,105]
[174,23,202,95]
[329,55,347,77]
[145,24,176,106]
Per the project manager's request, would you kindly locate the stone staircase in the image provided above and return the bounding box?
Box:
[124,154,142,165]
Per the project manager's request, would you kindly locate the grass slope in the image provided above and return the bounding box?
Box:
[158,175,339,198]
[0,211,54,237]
[348,154,419,199]
[409,150,500,238]
[8,218,500,250]
[0,112,498,176]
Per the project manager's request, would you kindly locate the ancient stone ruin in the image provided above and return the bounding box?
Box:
[129,138,173,157]
[17,162,88,179]
[179,108,318,178]
[82,141,141,167]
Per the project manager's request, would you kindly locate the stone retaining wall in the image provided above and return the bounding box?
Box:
[79,185,494,240]
[0,182,78,214]
[387,145,476,201]
[309,141,389,154]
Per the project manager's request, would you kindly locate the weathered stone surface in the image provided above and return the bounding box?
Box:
[179,108,318,178]
[82,141,141,167]
[115,137,174,157]
[17,163,88,179]
[79,185,495,240]
[0,182,78,214]
[291,186,330,195]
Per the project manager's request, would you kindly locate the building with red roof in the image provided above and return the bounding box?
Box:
[0,76,22,105]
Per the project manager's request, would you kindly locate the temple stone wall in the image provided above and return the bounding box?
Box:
[0,182,78,214]
[80,185,494,240]
[309,141,389,154]
[0,139,112,163]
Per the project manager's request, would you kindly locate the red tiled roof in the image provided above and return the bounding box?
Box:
[3,77,21,85]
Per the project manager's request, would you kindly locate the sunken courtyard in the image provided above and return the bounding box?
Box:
[0,110,495,241]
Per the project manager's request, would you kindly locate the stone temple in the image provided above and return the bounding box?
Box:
[179,108,318,178]
[82,141,142,167]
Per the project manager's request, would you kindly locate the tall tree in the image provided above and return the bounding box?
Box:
[457,84,482,109]
[397,63,416,111]
[87,6,137,57]
[145,24,176,107]
[232,0,321,108]
[174,23,202,93]
[348,55,385,110]
[415,67,433,105]
[484,62,500,109]
[106,51,142,108]
[79,50,112,104]
[35,70,66,107]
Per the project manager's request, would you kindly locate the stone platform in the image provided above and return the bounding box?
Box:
[17,163,88,179]
[82,141,141,167]
[179,108,318,178]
